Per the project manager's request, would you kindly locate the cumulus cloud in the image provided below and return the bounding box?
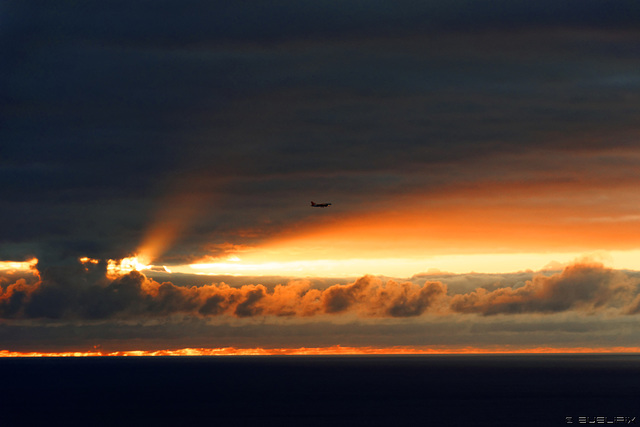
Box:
[0,262,445,320]
[449,263,636,315]
[2,261,639,322]
[322,275,447,317]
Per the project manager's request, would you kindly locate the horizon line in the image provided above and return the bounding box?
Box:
[2,346,640,358]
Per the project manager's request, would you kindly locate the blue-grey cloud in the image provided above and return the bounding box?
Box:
[2,0,640,266]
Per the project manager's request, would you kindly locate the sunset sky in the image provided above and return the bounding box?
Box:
[2,0,640,354]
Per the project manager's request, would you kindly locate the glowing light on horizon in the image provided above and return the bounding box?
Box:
[0,258,38,271]
[107,256,152,277]
[177,250,640,278]
[2,345,639,358]
[105,255,173,277]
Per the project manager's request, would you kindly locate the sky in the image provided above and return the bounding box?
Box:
[2,0,640,354]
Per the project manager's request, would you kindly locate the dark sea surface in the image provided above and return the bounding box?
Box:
[2,354,639,427]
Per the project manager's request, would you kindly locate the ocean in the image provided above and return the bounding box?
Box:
[2,354,639,426]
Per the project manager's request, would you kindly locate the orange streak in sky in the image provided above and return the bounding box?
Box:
[137,192,203,264]
[263,184,640,260]
[2,346,639,357]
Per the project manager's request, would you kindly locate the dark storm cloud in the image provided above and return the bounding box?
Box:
[3,0,640,265]
[5,0,640,47]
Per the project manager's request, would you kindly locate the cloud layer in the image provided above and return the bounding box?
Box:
[0,263,447,320]
[450,264,635,315]
[2,261,638,322]
[3,1,640,267]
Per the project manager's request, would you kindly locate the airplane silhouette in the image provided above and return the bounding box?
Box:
[311,201,332,208]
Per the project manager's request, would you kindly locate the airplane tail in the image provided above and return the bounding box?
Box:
[310,201,316,206]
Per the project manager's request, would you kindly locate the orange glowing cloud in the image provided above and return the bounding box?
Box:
[0,259,447,319]
[2,260,639,321]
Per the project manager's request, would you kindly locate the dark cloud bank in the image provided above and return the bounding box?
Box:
[3,0,640,267]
